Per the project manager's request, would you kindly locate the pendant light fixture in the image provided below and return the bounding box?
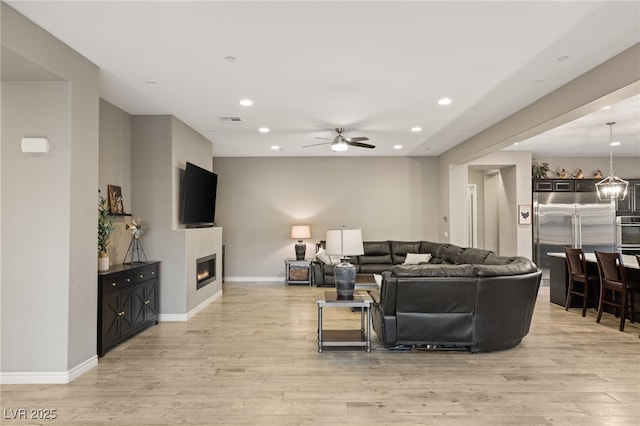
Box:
[595,122,628,201]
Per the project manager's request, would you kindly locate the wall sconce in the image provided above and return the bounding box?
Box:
[21,137,49,153]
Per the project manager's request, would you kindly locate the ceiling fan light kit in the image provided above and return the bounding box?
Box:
[304,127,375,152]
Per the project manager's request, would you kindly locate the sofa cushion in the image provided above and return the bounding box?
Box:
[459,247,493,264]
[391,241,422,264]
[358,254,392,265]
[403,253,432,265]
[474,257,538,276]
[363,241,391,256]
[420,241,444,256]
[392,264,476,277]
[359,264,394,274]
[440,244,465,264]
[484,253,516,265]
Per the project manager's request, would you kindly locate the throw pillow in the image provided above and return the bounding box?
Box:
[315,248,332,265]
[374,274,382,287]
[403,253,432,265]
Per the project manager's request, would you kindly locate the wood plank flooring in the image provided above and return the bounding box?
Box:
[2,284,639,425]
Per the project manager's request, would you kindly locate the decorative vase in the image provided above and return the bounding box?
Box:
[294,241,306,260]
[334,261,356,299]
[98,253,110,272]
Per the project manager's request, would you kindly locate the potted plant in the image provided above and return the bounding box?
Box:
[98,195,115,271]
[532,162,550,179]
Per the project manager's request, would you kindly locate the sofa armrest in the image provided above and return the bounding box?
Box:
[311,261,325,284]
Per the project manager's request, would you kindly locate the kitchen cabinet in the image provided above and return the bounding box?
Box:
[616,180,640,215]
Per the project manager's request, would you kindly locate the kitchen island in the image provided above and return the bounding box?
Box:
[548,252,640,314]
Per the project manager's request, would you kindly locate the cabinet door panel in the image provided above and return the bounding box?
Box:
[145,279,159,322]
[632,182,640,214]
[133,284,147,325]
[102,290,121,346]
[119,287,134,337]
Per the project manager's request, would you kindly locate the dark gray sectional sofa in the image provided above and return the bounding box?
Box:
[313,240,542,352]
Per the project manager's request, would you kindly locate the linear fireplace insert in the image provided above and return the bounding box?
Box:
[196,254,216,289]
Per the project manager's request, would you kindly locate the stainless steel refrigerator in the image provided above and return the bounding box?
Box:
[533,191,615,282]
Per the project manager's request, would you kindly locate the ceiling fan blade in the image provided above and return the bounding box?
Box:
[314,137,333,141]
[347,141,375,149]
[347,136,369,142]
[303,141,332,148]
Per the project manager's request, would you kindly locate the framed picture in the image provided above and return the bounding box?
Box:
[518,204,532,225]
[107,184,124,215]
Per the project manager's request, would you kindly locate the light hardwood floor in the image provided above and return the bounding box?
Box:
[2,284,639,425]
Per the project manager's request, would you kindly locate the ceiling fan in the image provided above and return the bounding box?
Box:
[303,128,375,152]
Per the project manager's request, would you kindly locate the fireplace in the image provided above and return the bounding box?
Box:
[196,254,216,289]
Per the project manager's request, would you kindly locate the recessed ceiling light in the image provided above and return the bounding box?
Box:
[240,99,253,107]
[513,142,519,146]
[610,141,621,146]
[225,56,236,62]
[393,145,403,150]
[602,105,611,110]
[270,145,280,150]
[438,97,452,106]
[557,55,570,62]
[259,127,270,133]
[411,127,422,132]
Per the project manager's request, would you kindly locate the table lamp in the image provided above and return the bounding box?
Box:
[325,227,364,299]
[291,225,311,260]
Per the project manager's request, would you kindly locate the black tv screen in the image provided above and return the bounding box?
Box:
[180,162,217,227]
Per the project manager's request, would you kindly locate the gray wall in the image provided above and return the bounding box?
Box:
[132,116,221,316]
[1,3,99,377]
[2,82,71,372]
[99,99,133,263]
[213,156,439,280]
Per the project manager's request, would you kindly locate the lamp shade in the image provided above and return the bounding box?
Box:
[325,228,364,257]
[290,225,311,240]
[595,176,628,201]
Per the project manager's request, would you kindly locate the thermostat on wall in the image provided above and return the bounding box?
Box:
[21,137,49,153]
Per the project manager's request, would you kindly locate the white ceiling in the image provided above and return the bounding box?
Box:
[6,1,640,157]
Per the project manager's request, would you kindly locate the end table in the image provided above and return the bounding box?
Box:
[317,291,371,352]
[285,258,312,286]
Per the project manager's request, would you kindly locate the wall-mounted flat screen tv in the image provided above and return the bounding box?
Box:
[180,161,217,228]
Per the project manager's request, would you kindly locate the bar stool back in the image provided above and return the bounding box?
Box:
[594,251,638,331]
[563,247,597,317]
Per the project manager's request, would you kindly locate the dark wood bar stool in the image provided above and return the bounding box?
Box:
[563,247,598,317]
[594,251,640,331]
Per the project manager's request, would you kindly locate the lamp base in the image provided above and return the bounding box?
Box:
[335,261,356,299]
[294,241,306,261]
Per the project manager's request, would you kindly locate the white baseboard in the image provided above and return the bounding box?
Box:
[186,289,222,320]
[225,276,284,283]
[158,289,223,322]
[157,313,188,321]
[0,355,97,384]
